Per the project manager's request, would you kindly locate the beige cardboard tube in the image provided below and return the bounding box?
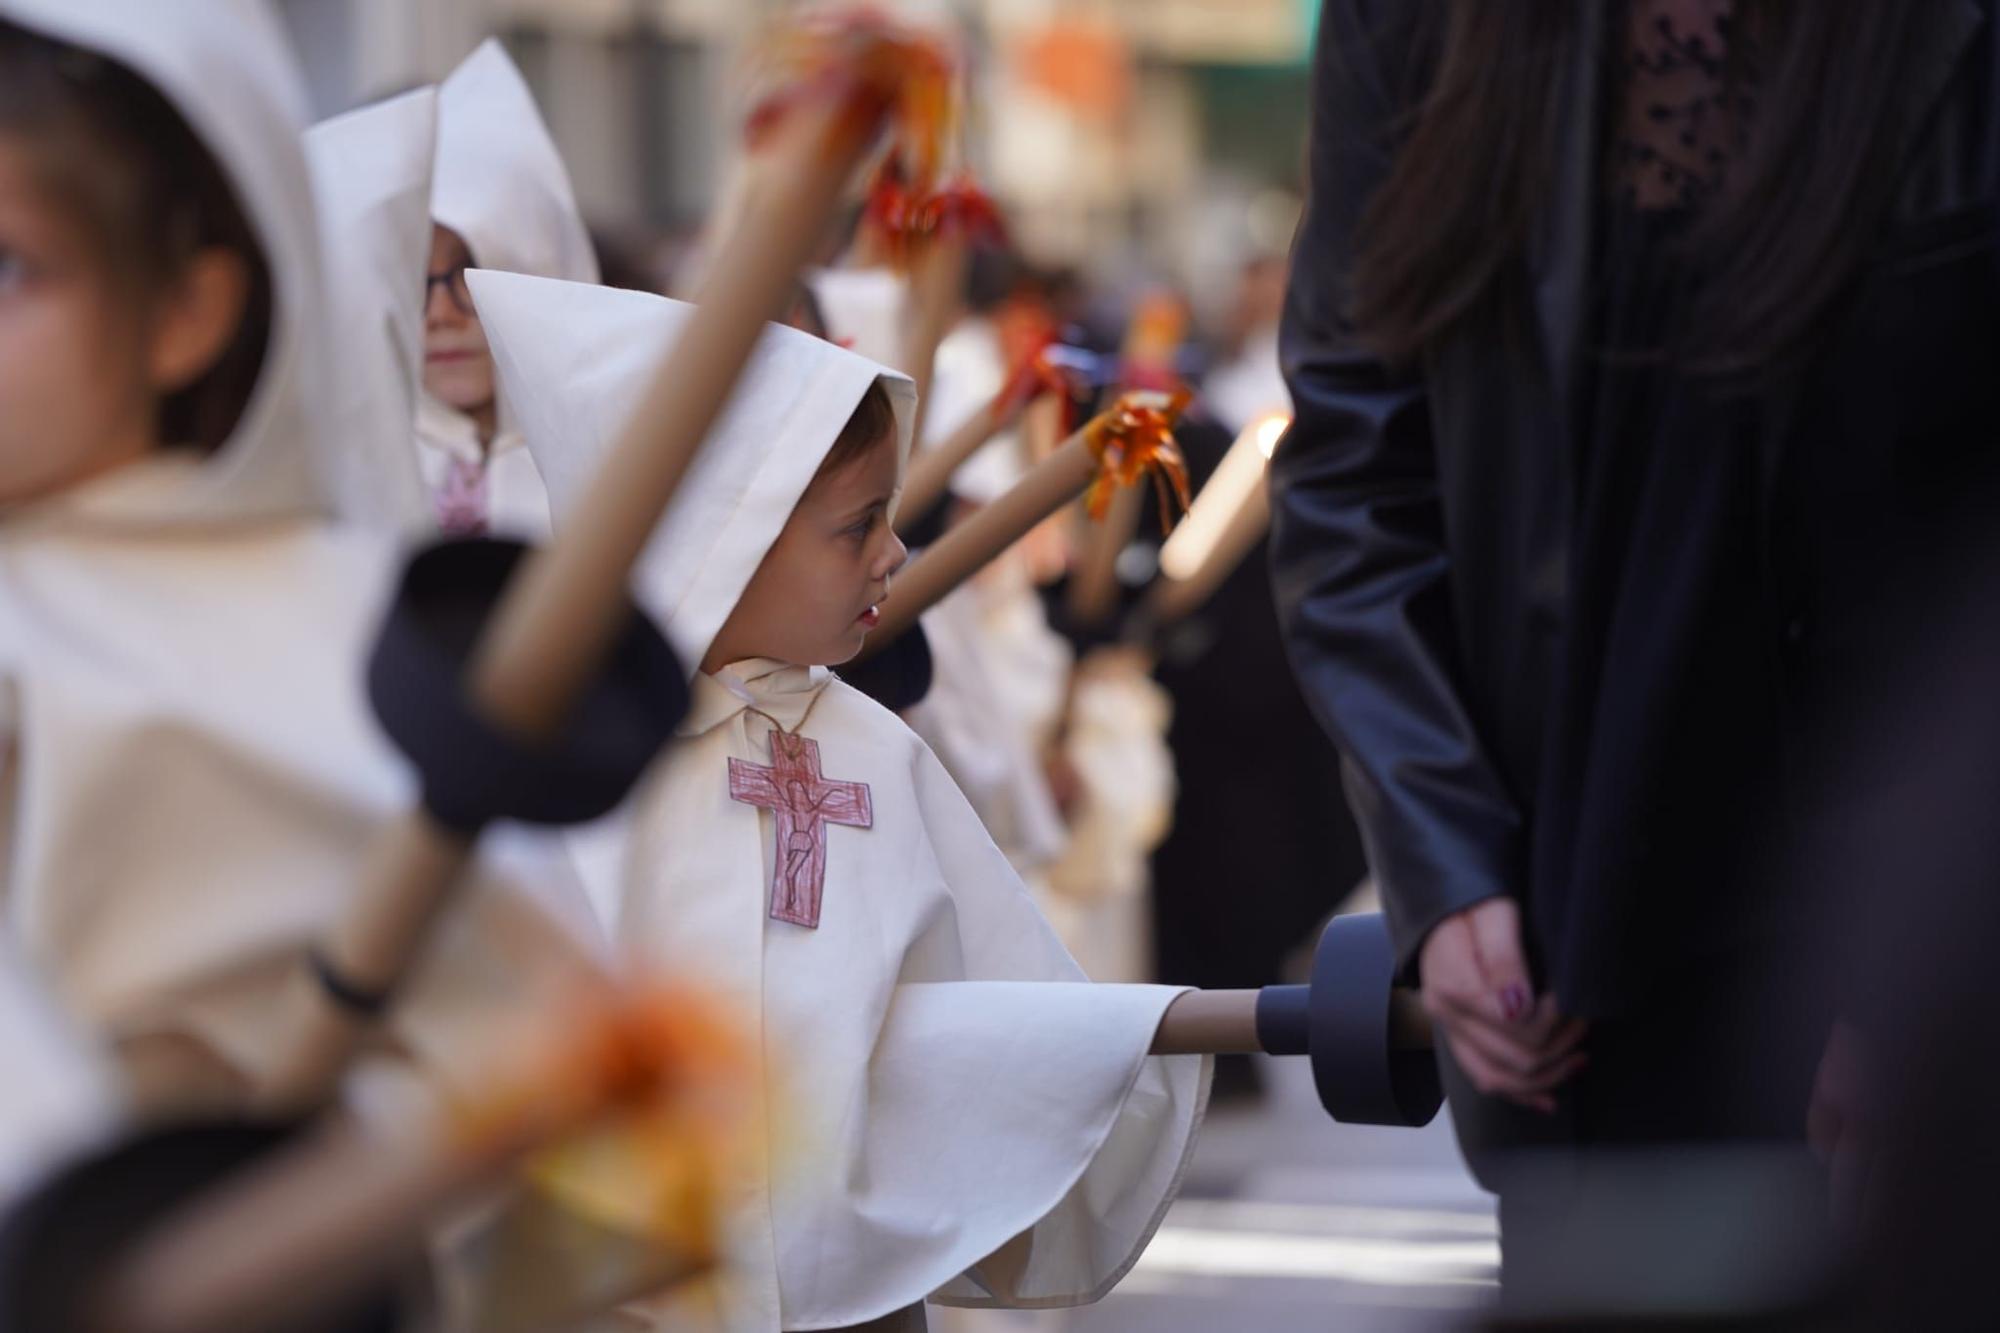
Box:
[1149,989,1265,1055]
[256,95,884,1116]
[1065,475,1143,628]
[864,430,1099,649]
[1146,480,1271,626]
[896,398,1011,528]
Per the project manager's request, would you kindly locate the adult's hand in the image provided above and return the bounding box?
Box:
[1419,896,1587,1113]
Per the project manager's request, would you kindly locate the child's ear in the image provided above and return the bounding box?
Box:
[145,248,249,394]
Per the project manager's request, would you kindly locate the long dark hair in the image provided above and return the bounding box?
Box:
[1352,2,1953,378]
[0,19,272,452]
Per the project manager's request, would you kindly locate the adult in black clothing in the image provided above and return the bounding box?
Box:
[1272,0,2000,1258]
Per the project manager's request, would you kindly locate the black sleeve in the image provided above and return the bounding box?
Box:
[1270,0,1522,974]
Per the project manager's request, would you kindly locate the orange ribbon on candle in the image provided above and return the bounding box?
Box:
[1081,389,1195,531]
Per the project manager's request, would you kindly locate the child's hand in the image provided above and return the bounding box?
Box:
[1418,896,1587,1113]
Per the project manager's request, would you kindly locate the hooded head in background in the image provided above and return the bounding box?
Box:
[0,0,328,532]
[418,39,598,538]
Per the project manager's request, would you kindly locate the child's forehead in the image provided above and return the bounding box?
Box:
[802,427,900,504]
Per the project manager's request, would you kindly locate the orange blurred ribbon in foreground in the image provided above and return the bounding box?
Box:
[453,986,759,1261]
[1082,389,1194,531]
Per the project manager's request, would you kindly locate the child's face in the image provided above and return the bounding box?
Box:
[705,429,908,673]
[0,137,155,505]
[422,224,496,419]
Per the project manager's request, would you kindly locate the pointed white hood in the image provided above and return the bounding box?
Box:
[468,269,916,672]
[433,38,598,285]
[305,86,437,532]
[0,0,329,530]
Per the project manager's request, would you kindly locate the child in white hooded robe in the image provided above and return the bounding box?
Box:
[418,38,599,540]
[0,0,604,1121]
[470,268,1209,1333]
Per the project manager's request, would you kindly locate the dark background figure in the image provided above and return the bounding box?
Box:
[1149,407,1368,1105]
[1272,0,2000,1273]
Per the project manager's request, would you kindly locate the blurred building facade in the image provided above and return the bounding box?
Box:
[274,0,1311,317]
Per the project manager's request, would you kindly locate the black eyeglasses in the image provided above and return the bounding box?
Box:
[425,262,475,316]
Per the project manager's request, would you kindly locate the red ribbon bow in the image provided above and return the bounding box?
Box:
[992,339,1085,433]
[864,161,1007,268]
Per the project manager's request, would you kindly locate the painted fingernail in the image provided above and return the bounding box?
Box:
[1500,983,1531,1022]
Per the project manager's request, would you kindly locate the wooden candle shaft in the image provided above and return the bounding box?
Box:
[897,402,1008,528]
[1066,477,1143,627]
[867,431,1098,645]
[93,1118,535,1333]
[258,100,879,1115]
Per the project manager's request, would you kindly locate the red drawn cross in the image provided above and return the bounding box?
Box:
[728,731,873,929]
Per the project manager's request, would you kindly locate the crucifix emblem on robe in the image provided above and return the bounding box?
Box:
[729,731,872,929]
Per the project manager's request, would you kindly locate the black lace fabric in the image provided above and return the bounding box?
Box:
[1614,0,1749,211]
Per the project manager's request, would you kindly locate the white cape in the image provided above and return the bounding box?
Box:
[593,664,1206,1329]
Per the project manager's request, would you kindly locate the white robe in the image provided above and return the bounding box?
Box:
[587,663,1206,1330]
[905,589,1068,880]
[0,462,604,1104]
[415,395,555,542]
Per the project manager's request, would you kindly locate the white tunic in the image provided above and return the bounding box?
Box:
[415,396,555,542]
[596,663,1205,1330]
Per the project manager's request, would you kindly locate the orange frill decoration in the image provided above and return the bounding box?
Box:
[453,986,758,1258]
[1081,390,1195,532]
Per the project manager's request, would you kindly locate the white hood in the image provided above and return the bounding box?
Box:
[468,269,916,673]
[0,0,329,530]
[305,86,437,532]
[433,38,598,285]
